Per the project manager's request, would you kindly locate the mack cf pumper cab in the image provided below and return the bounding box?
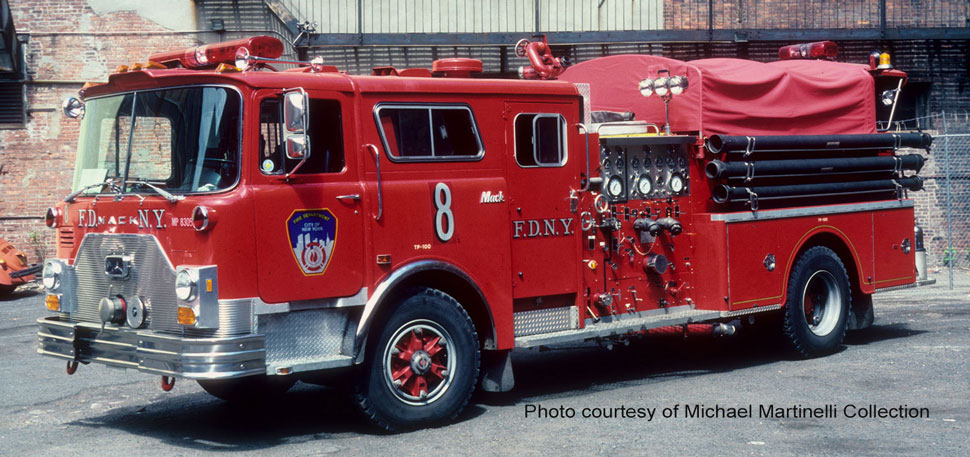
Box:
[38,36,928,431]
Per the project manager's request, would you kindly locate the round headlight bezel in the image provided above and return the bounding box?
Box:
[175,269,198,302]
[42,261,62,290]
[638,78,655,97]
[669,75,689,95]
[653,77,670,97]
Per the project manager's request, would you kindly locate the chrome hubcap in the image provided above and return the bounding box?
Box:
[802,270,841,336]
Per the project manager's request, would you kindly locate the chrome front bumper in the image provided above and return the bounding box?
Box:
[37,316,266,379]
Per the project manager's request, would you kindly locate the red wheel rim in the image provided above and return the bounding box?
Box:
[382,320,456,406]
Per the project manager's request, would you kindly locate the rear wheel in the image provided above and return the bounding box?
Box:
[782,246,850,358]
[355,288,480,432]
[197,375,296,402]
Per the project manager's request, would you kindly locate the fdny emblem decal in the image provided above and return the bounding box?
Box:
[287,209,337,276]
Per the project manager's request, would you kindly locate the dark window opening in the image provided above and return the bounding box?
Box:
[376,105,482,160]
[0,81,25,127]
[259,97,344,174]
[515,113,566,167]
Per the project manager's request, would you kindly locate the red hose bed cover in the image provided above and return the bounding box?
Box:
[559,55,877,136]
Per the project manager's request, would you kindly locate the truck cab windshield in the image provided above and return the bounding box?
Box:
[71,86,241,196]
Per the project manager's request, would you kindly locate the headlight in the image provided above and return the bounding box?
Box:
[653,77,670,97]
[669,76,689,95]
[175,269,197,301]
[42,261,62,290]
[638,78,654,97]
[881,89,898,106]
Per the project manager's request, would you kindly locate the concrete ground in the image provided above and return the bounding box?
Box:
[0,275,967,456]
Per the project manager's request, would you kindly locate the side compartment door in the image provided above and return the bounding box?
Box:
[252,89,365,303]
[505,102,581,298]
[872,207,917,288]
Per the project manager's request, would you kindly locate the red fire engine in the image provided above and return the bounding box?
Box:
[37,36,928,431]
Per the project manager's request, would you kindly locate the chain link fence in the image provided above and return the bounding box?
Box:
[898,112,970,289]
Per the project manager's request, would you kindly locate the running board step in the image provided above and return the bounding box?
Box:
[265,354,353,375]
[874,278,936,293]
[514,307,722,349]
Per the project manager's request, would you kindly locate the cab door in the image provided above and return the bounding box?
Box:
[251,89,365,303]
[504,102,581,299]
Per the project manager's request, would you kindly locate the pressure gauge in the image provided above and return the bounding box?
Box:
[670,174,686,193]
[607,176,624,198]
[637,175,652,195]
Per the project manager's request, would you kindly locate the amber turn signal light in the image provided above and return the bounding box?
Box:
[177,306,197,325]
[45,294,61,311]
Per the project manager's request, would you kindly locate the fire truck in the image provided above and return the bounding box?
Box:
[37,36,929,431]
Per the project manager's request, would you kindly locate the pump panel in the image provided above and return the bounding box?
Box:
[600,136,692,203]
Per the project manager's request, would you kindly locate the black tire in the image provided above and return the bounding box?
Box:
[0,284,16,297]
[782,246,850,358]
[354,288,480,432]
[197,375,296,402]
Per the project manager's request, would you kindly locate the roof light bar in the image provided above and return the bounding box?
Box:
[148,36,284,69]
[778,41,839,60]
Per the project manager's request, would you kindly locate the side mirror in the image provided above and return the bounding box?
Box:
[62,97,85,119]
[282,88,310,162]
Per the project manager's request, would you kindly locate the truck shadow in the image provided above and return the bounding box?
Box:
[68,322,922,449]
[0,287,41,302]
[843,323,927,345]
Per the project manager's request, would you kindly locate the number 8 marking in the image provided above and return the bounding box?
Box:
[434,182,454,241]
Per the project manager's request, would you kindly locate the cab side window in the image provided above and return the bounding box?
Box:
[515,113,566,167]
[259,97,345,174]
[375,104,483,161]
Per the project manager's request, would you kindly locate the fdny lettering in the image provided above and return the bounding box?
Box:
[480,191,505,204]
[513,218,575,238]
[77,209,166,229]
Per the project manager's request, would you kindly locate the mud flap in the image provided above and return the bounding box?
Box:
[847,293,874,331]
[479,349,514,392]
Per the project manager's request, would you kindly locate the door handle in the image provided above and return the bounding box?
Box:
[364,144,383,221]
[336,194,361,201]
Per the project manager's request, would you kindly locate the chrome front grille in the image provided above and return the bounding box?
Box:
[70,234,250,337]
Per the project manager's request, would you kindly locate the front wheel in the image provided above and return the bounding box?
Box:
[355,288,480,432]
[782,246,850,358]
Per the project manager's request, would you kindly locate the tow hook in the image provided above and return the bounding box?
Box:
[161,376,176,391]
[66,360,79,375]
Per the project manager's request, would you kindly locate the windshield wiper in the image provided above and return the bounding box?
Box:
[63,180,118,203]
[124,180,184,203]
[63,179,183,203]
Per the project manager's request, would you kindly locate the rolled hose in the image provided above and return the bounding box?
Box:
[707,133,933,154]
[705,154,925,180]
[712,176,923,204]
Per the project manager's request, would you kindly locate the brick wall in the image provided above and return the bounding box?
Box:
[0,1,204,263]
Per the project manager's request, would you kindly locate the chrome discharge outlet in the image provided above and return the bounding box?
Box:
[99,296,127,325]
